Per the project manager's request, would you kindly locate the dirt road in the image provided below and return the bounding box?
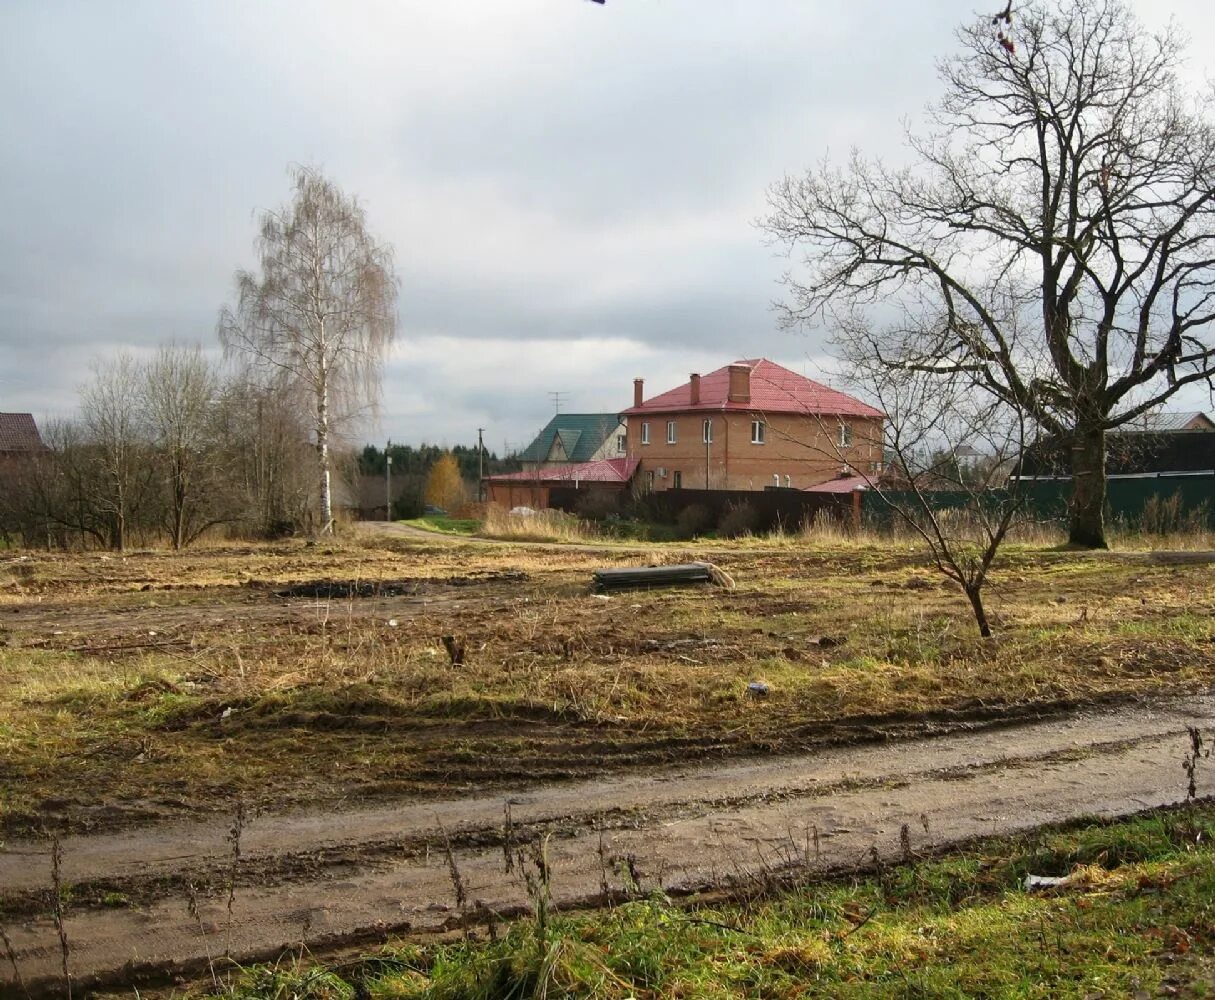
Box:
[4,693,1215,994]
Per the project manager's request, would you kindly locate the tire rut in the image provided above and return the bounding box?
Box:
[6,692,1215,994]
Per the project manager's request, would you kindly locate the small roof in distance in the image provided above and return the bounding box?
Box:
[1125,411,1214,433]
[0,413,44,453]
[487,457,639,484]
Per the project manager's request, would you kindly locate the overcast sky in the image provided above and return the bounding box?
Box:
[2,1,1213,454]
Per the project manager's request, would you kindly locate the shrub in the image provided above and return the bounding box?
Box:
[674,503,714,539]
[717,501,760,539]
[574,490,621,522]
[1137,493,1210,536]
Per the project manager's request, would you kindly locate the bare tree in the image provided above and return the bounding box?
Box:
[220,166,399,534]
[142,345,236,549]
[765,0,1215,549]
[841,322,1036,638]
[216,373,315,537]
[79,354,156,551]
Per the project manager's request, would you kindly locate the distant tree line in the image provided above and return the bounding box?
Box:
[358,442,517,479]
[0,346,330,550]
[358,443,520,518]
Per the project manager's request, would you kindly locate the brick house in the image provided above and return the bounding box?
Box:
[517,413,627,472]
[621,360,883,492]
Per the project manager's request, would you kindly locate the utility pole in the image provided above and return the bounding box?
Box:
[385,445,392,521]
[704,419,711,489]
[477,427,485,502]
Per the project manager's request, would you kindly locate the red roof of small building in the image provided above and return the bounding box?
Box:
[621,359,883,419]
[0,413,44,453]
[486,456,639,485]
[803,475,870,494]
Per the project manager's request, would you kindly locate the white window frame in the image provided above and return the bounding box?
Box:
[751,420,765,444]
[641,422,650,445]
[838,422,852,448]
[616,434,626,453]
[702,419,713,444]
[666,420,676,444]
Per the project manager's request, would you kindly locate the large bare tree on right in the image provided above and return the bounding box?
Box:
[765,0,1215,548]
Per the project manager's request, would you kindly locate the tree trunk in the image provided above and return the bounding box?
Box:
[964,583,992,639]
[1068,424,1108,549]
[173,493,186,550]
[316,394,333,536]
[316,324,334,536]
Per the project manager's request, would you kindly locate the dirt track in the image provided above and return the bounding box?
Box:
[5,692,1215,994]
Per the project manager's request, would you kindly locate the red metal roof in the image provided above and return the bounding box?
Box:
[621,359,883,419]
[803,475,870,494]
[0,413,43,453]
[486,456,639,485]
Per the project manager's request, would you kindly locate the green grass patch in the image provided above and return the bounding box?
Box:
[403,516,481,536]
[221,805,1215,999]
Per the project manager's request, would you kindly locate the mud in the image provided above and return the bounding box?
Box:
[271,570,528,599]
[4,692,1215,995]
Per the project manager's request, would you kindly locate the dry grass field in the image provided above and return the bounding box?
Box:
[2,531,1214,838]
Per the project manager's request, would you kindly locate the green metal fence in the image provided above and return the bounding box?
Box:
[860,475,1214,530]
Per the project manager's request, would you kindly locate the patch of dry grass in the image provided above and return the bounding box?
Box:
[477,506,603,543]
[0,533,1213,836]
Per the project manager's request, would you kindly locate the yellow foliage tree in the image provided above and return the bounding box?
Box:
[424,452,465,511]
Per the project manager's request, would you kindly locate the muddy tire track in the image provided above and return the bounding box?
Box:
[4,693,1215,995]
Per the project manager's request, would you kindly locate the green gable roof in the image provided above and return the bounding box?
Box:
[518,414,620,464]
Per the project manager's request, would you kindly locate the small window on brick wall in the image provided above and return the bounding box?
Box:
[751,420,765,444]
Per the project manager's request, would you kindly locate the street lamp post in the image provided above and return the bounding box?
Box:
[477,427,485,502]
[385,450,392,521]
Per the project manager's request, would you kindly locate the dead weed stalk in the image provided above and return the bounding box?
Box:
[224,797,247,959]
[0,924,29,1000]
[49,834,71,1000]
[1184,726,1209,803]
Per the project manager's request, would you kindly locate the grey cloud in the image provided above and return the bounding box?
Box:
[2,1,1212,446]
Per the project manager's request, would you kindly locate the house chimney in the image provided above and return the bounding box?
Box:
[633,378,644,408]
[727,363,751,404]
[689,373,701,405]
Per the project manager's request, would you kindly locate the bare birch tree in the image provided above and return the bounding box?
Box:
[764,0,1215,549]
[219,166,398,534]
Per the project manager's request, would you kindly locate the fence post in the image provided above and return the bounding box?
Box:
[851,489,863,531]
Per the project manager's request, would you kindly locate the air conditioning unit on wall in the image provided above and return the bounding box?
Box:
[655,467,667,478]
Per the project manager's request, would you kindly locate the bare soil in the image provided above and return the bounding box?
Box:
[3,693,1214,994]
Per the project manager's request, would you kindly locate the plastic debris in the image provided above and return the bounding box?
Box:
[1023,873,1072,891]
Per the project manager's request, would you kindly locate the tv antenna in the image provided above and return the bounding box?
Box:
[548,391,568,414]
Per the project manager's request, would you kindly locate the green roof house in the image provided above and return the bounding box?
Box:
[518,413,627,471]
